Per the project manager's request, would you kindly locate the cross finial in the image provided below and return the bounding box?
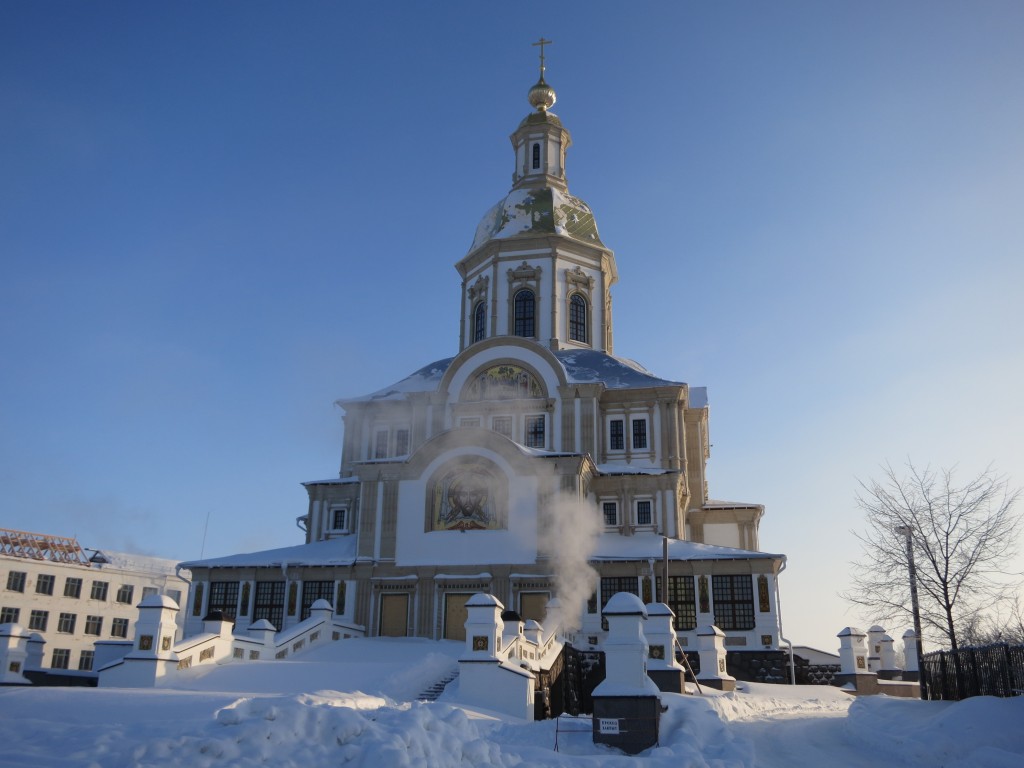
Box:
[532,37,552,80]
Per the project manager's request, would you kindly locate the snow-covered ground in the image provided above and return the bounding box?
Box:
[0,637,1021,767]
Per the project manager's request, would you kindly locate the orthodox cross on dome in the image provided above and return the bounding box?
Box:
[528,38,557,112]
[532,37,552,80]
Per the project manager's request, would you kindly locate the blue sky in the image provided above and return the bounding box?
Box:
[2,2,1022,651]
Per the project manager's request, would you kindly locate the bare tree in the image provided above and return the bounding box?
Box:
[844,462,1022,651]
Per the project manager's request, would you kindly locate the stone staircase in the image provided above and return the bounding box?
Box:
[418,669,459,702]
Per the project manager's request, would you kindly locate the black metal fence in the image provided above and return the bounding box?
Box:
[922,642,1024,700]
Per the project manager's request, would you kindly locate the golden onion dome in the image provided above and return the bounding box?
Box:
[528,76,556,112]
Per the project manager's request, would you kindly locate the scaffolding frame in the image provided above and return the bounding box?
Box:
[0,528,91,565]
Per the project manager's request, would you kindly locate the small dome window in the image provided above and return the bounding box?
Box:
[532,143,541,170]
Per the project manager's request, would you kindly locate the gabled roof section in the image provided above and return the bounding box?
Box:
[554,349,682,389]
[181,537,357,570]
[592,533,782,562]
[338,358,454,405]
[338,350,692,406]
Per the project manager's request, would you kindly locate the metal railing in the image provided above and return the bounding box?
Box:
[922,642,1024,700]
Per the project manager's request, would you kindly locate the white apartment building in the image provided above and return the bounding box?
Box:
[0,528,190,673]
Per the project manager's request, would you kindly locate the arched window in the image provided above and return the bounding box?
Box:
[569,293,588,343]
[532,143,541,170]
[473,301,486,343]
[513,289,535,338]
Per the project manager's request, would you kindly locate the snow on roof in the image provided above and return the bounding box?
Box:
[468,187,604,254]
[93,550,183,576]
[340,358,455,404]
[594,464,674,476]
[704,500,764,510]
[339,350,692,404]
[554,349,682,389]
[592,533,781,562]
[180,537,357,570]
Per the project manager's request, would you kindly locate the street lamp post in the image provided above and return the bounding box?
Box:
[897,524,927,699]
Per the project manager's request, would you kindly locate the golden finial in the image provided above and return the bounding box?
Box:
[528,38,556,113]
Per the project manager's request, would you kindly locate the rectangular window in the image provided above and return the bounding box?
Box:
[111,618,129,638]
[142,586,158,599]
[525,415,545,449]
[84,615,103,635]
[600,576,639,611]
[0,607,19,624]
[300,580,334,620]
[29,609,48,631]
[491,415,513,437]
[374,428,389,459]
[64,578,82,599]
[658,576,697,631]
[712,575,756,631]
[331,507,348,531]
[167,589,182,607]
[636,500,652,526]
[78,650,95,671]
[90,581,109,601]
[394,428,410,456]
[6,571,26,593]
[57,612,76,633]
[253,581,285,631]
[116,584,134,604]
[602,502,618,526]
[208,581,239,620]
[632,418,648,450]
[35,574,54,595]
[51,649,70,670]
[459,417,481,428]
[609,419,624,451]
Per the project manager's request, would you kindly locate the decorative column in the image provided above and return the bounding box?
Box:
[644,603,687,693]
[866,625,886,673]
[457,594,534,720]
[833,626,877,695]
[878,632,899,680]
[99,595,181,687]
[696,625,736,691]
[591,592,661,755]
[0,624,31,685]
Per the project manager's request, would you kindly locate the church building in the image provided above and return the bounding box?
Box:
[182,52,787,659]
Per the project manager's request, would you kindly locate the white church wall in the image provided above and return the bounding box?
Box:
[395,447,540,567]
[702,523,741,549]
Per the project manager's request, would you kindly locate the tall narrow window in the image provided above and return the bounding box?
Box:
[514,289,535,338]
[532,142,541,169]
[374,428,389,459]
[632,418,648,450]
[524,415,545,448]
[609,419,624,450]
[636,500,652,526]
[395,428,410,456]
[569,293,588,343]
[602,502,618,526]
[473,301,486,343]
